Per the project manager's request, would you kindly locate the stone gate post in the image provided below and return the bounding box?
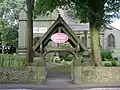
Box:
[35,54,46,84]
[73,54,82,84]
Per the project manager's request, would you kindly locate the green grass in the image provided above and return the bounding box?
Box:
[0,54,27,67]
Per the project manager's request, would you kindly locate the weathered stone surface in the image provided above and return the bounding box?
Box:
[1,65,120,84]
[74,66,82,84]
[80,67,120,84]
[73,66,120,84]
[0,66,46,84]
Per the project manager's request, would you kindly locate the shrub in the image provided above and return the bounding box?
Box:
[111,59,117,66]
[101,49,113,61]
[104,62,111,67]
[59,51,69,61]
[59,44,73,61]
[103,59,117,67]
[66,54,74,61]
[53,56,61,63]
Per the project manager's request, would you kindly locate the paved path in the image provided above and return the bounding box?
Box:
[46,62,71,79]
[0,79,120,90]
[86,88,120,90]
[0,85,120,90]
[1,88,120,90]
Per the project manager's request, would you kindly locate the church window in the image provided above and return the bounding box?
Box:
[107,34,115,48]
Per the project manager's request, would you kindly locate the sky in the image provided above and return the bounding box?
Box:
[111,19,120,30]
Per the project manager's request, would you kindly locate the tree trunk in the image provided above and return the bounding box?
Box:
[26,0,33,63]
[88,0,103,66]
[90,26,102,66]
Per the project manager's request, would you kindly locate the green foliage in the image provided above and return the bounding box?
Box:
[0,54,27,67]
[53,56,61,63]
[111,59,117,66]
[102,58,118,67]
[67,54,74,61]
[0,18,18,46]
[0,0,25,25]
[59,44,73,61]
[34,0,71,15]
[101,49,113,61]
[34,0,120,24]
[2,26,18,46]
[101,49,117,67]
[0,0,24,46]
[104,62,111,67]
[59,53,73,61]
[104,0,120,23]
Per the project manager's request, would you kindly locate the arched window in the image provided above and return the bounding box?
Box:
[107,34,115,48]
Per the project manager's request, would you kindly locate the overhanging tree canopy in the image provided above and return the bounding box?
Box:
[34,0,120,24]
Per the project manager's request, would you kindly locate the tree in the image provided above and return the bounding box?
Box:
[0,0,25,47]
[34,0,120,66]
[0,0,25,25]
[2,26,18,47]
[0,0,34,62]
[0,18,18,47]
[26,0,34,63]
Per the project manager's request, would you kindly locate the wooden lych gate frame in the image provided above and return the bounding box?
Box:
[33,15,87,83]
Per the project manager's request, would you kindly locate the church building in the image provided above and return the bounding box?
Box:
[18,7,120,59]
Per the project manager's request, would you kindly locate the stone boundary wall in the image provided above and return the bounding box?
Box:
[0,66,45,84]
[80,67,120,84]
[1,66,120,84]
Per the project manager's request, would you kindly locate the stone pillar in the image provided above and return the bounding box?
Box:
[34,56,46,84]
[17,20,27,55]
[72,54,82,84]
[71,60,74,83]
[82,51,93,66]
[17,8,27,55]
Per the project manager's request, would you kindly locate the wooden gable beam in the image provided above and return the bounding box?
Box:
[33,38,41,51]
[33,15,87,51]
[42,27,58,48]
[59,21,87,51]
[60,26,78,47]
[60,19,79,43]
[33,16,62,51]
[40,16,62,43]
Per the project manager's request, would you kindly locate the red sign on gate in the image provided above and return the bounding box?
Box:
[51,33,68,43]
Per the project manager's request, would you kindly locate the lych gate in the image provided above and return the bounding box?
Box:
[33,15,87,84]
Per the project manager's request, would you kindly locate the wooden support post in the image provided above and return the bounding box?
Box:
[84,30,88,47]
